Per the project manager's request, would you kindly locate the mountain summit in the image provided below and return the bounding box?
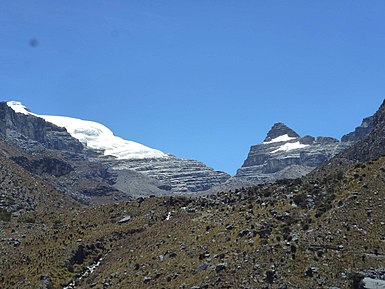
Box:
[233,123,350,184]
[263,122,300,143]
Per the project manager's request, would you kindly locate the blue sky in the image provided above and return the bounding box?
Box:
[1,1,385,174]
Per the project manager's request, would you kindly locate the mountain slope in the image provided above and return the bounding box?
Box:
[2,141,384,288]
[0,101,230,198]
[0,141,80,218]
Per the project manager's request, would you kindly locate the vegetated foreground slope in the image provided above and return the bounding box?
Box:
[1,152,384,288]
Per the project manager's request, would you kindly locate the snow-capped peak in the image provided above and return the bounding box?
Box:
[7,101,31,115]
[263,134,297,144]
[6,101,169,160]
[263,122,300,143]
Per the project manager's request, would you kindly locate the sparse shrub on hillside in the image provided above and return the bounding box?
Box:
[348,272,364,289]
[315,193,335,217]
[0,208,11,221]
[336,170,344,180]
[18,214,36,224]
[293,193,307,208]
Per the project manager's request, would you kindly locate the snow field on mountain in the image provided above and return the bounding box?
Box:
[7,101,168,160]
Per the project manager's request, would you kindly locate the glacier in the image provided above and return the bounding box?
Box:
[7,101,168,160]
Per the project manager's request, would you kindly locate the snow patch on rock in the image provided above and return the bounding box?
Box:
[363,277,385,289]
[272,141,309,153]
[263,134,297,144]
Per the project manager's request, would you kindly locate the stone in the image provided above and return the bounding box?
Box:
[265,270,275,283]
[118,215,131,223]
[238,229,250,237]
[195,263,210,274]
[143,276,152,283]
[225,224,234,230]
[215,263,227,273]
[39,275,53,289]
[305,267,318,277]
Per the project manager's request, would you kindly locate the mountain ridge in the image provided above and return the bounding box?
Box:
[230,121,351,185]
[0,101,230,199]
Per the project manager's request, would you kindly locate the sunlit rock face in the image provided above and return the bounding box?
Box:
[0,101,84,153]
[234,122,352,184]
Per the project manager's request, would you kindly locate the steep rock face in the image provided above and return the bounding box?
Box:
[0,102,84,153]
[341,115,375,142]
[10,156,74,177]
[340,99,385,162]
[312,99,385,181]
[234,123,352,184]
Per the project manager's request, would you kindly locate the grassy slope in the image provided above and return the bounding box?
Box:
[1,155,384,288]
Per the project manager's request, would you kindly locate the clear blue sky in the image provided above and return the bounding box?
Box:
[1,1,385,175]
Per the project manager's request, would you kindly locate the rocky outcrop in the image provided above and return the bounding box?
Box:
[233,123,352,184]
[10,156,74,177]
[0,146,79,217]
[110,157,230,193]
[339,99,385,162]
[0,102,84,153]
[341,115,375,142]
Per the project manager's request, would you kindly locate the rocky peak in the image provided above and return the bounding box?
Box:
[338,99,385,162]
[341,116,375,142]
[341,100,385,143]
[0,102,84,153]
[233,122,351,185]
[264,122,300,142]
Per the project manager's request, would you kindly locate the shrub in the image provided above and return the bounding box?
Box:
[0,208,11,222]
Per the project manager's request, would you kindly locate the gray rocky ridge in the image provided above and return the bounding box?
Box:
[232,122,353,184]
[341,115,375,142]
[0,103,83,153]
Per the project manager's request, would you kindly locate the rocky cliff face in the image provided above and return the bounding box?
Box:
[0,101,230,199]
[340,99,385,162]
[341,115,375,142]
[312,99,385,179]
[0,102,84,154]
[110,157,230,193]
[0,145,79,218]
[233,123,352,184]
